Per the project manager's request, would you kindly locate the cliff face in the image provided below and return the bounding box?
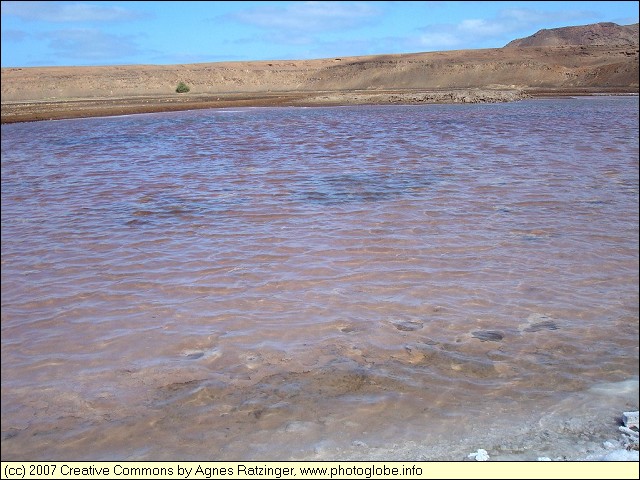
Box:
[505,22,639,48]
[1,24,638,102]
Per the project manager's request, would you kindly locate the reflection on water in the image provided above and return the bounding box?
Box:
[1,98,638,460]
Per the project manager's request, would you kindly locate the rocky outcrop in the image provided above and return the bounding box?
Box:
[505,22,639,48]
[295,88,528,106]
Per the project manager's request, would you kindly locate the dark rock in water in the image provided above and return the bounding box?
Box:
[524,320,559,332]
[182,350,205,360]
[472,330,504,342]
[392,320,423,331]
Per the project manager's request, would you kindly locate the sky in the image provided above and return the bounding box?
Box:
[1,1,638,67]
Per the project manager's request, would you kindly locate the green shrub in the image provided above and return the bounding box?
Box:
[176,82,190,93]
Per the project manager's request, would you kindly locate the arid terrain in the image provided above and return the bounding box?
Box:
[1,22,638,123]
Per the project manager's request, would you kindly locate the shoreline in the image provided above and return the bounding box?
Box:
[2,87,638,124]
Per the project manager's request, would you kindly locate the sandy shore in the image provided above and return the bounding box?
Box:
[2,41,637,124]
[307,379,639,462]
[0,88,529,124]
[3,87,639,124]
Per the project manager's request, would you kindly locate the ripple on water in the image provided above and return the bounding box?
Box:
[1,98,638,460]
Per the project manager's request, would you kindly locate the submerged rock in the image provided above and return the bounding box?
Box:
[622,411,639,428]
[390,319,423,331]
[472,330,504,342]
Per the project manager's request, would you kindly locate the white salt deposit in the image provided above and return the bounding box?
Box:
[468,449,490,461]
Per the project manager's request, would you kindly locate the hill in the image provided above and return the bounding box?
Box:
[505,22,639,48]
[2,22,638,123]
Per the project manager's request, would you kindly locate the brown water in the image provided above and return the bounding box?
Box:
[1,98,638,461]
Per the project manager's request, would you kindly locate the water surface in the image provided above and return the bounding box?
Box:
[1,98,638,460]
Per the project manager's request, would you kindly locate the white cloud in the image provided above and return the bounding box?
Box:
[1,28,30,42]
[228,1,380,32]
[2,1,147,22]
[416,6,597,50]
[42,28,142,61]
[417,31,461,49]
[458,18,506,37]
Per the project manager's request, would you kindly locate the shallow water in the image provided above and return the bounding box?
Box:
[1,98,638,460]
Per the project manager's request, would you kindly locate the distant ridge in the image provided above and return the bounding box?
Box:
[505,22,639,47]
[2,20,638,122]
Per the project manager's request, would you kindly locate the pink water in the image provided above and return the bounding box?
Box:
[1,98,638,461]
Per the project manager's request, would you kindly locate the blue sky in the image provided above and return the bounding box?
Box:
[1,1,638,67]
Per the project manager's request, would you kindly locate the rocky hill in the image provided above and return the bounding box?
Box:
[2,22,638,122]
[505,22,639,47]
[2,43,637,103]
